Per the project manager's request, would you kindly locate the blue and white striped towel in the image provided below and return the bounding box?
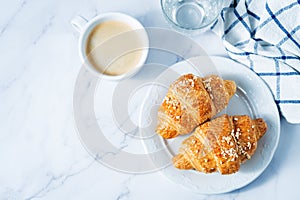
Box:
[211,0,300,123]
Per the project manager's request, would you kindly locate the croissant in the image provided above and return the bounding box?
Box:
[172,114,267,174]
[156,74,236,139]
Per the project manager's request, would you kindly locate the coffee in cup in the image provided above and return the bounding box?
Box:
[71,13,149,81]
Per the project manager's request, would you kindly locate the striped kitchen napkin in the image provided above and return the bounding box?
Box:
[211,0,300,123]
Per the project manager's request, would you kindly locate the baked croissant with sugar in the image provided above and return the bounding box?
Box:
[156,74,236,139]
[172,114,267,174]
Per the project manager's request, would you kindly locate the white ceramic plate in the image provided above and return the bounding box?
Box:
[139,56,280,194]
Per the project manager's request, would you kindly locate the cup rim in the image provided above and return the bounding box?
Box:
[78,12,149,81]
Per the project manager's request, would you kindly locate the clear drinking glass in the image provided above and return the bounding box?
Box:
[161,0,224,35]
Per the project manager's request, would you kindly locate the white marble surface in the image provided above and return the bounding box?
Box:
[1,0,300,199]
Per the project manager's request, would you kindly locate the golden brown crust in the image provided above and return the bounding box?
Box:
[173,114,267,174]
[254,118,268,140]
[224,80,236,99]
[156,74,236,139]
[173,154,193,170]
[232,115,256,162]
[203,75,231,113]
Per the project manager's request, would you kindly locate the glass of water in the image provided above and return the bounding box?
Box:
[161,0,224,35]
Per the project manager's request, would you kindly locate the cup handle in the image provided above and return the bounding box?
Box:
[71,15,88,33]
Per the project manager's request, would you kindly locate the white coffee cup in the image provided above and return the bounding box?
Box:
[71,13,149,81]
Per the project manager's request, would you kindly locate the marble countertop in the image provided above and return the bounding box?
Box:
[1,0,300,199]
